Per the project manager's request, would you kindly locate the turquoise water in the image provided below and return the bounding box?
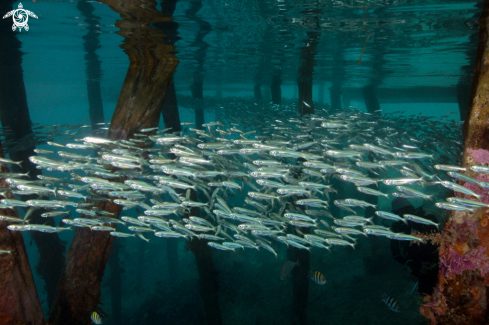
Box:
[0,0,479,324]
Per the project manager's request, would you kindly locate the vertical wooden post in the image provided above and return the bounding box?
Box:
[329,85,341,110]
[0,0,65,313]
[271,71,282,105]
[363,84,380,114]
[77,0,105,130]
[187,191,223,325]
[298,27,320,115]
[0,142,44,325]
[420,1,489,323]
[289,229,310,325]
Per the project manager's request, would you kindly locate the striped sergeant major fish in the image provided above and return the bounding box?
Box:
[310,270,327,285]
[90,311,103,324]
[381,293,400,312]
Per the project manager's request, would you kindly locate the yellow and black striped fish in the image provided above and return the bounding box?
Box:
[381,293,401,312]
[91,311,103,325]
[309,270,327,285]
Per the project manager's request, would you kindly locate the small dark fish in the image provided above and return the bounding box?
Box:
[280,260,298,280]
[381,293,400,312]
[310,270,326,285]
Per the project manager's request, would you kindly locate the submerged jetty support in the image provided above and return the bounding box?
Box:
[289,227,310,325]
[157,0,182,279]
[0,143,44,325]
[420,1,489,323]
[49,1,178,323]
[186,0,210,130]
[0,0,65,313]
[77,0,105,129]
[187,192,223,325]
[297,29,320,115]
[102,0,178,141]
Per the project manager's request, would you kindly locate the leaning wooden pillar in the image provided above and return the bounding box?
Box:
[103,0,178,141]
[0,142,44,325]
[187,191,223,325]
[0,0,65,312]
[297,30,319,115]
[420,1,489,323]
[49,1,178,324]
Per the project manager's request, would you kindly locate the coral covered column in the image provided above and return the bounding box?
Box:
[420,1,489,323]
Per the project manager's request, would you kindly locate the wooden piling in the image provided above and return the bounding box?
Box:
[271,71,282,105]
[420,1,489,323]
[298,30,320,115]
[101,0,178,141]
[77,0,105,130]
[363,84,380,114]
[49,1,178,323]
[0,0,65,313]
[187,191,223,325]
[0,142,44,325]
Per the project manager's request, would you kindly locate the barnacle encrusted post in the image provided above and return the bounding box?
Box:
[420,1,489,323]
[0,141,44,325]
[49,0,178,323]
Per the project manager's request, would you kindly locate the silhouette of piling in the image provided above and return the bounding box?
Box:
[0,142,44,325]
[187,191,222,325]
[271,71,282,105]
[154,0,182,280]
[186,0,210,130]
[161,76,181,279]
[0,0,65,313]
[107,239,122,325]
[329,85,342,110]
[363,84,380,114]
[77,0,105,130]
[298,27,320,115]
[289,228,310,325]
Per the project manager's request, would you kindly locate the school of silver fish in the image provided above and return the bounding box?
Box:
[0,104,478,258]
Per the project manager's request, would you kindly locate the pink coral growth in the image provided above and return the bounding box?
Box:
[467,148,489,165]
[457,169,489,204]
[441,246,489,278]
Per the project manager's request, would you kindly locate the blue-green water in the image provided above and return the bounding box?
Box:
[0,0,479,324]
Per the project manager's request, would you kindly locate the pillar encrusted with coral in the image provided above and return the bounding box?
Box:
[420,1,489,323]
